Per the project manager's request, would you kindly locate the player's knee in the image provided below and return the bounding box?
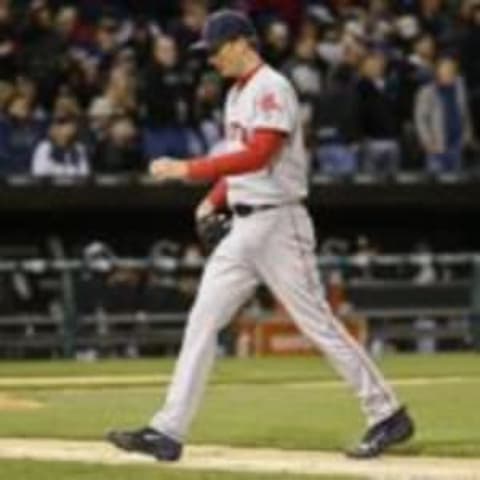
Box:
[188,300,225,332]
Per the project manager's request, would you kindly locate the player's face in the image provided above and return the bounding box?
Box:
[208,39,243,78]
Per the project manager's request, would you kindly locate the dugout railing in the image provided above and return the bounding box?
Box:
[0,253,479,357]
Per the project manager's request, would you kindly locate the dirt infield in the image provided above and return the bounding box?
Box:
[0,438,479,480]
[0,394,43,411]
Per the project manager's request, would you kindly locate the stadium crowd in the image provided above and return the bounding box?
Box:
[0,0,480,177]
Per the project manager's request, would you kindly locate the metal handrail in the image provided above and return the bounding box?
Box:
[0,252,478,274]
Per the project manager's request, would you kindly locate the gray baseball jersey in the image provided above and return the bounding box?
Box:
[224,64,308,205]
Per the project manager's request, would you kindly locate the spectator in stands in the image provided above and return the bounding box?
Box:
[52,94,82,119]
[460,3,480,88]
[0,79,13,112]
[410,32,437,77]
[356,50,401,175]
[111,47,138,81]
[54,6,80,44]
[415,57,474,174]
[396,33,437,169]
[14,75,46,121]
[89,13,122,75]
[53,91,89,141]
[283,28,324,137]
[393,14,422,51]
[326,32,366,92]
[248,0,303,33]
[0,1,17,82]
[89,64,137,121]
[19,0,67,109]
[0,93,44,175]
[0,0,475,179]
[126,15,159,71]
[31,113,89,177]
[418,0,452,41]
[315,15,344,68]
[87,97,114,149]
[141,35,193,159]
[261,18,291,68]
[60,51,99,110]
[460,2,480,136]
[366,0,400,44]
[313,26,362,176]
[92,116,144,173]
[168,0,207,57]
[399,34,437,124]
[191,71,223,154]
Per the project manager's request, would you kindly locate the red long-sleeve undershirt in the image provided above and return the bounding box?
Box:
[188,129,286,182]
[192,129,286,210]
[206,178,228,209]
[190,129,286,210]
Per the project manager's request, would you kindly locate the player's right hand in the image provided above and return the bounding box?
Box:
[149,158,189,181]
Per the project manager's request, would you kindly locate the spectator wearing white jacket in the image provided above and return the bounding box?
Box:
[31,115,90,177]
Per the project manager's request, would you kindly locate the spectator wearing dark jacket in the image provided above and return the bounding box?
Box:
[141,35,193,159]
[126,16,158,71]
[398,34,436,125]
[356,50,401,175]
[313,33,363,176]
[460,4,480,136]
[190,71,223,155]
[326,35,365,92]
[283,30,325,136]
[167,0,206,57]
[88,14,122,77]
[418,0,452,40]
[0,94,44,175]
[261,19,291,69]
[92,116,145,173]
[460,4,480,88]
[19,0,67,109]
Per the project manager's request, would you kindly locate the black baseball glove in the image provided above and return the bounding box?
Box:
[196,212,232,254]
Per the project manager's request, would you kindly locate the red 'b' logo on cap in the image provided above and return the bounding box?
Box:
[258,92,281,113]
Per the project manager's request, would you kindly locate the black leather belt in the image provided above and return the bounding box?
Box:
[231,204,276,217]
[231,200,306,217]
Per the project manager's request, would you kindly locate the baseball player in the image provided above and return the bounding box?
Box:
[107,10,414,461]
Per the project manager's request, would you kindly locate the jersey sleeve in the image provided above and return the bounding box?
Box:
[187,130,285,181]
[251,80,296,134]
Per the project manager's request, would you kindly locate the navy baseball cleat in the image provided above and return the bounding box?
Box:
[346,407,414,459]
[106,427,183,461]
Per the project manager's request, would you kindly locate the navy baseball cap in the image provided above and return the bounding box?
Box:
[191,9,257,55]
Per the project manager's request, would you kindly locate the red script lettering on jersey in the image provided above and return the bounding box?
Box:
[258,92,282,113]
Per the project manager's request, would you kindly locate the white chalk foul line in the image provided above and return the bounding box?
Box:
[0,438,479,480]
[0,375,171,388]
[0,375,479,389]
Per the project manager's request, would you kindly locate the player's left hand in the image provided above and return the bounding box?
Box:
[149,158,189,181]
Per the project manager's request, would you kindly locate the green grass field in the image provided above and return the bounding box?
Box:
[0,354,479,479]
